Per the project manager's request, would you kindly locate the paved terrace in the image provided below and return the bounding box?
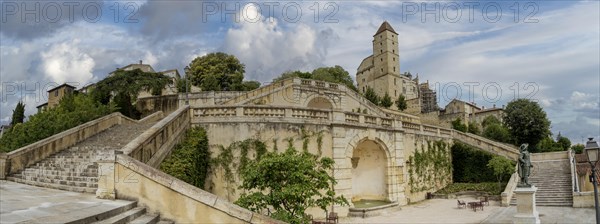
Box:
[339,196,595,224]
[0,180,132,223]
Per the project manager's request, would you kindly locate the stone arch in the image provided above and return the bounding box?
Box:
[351,139,388,202]
[342,131,397,203]
[305,95,335,109]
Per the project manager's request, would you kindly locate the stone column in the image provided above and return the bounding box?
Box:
[513,186,540,224]
[96,151,118,199]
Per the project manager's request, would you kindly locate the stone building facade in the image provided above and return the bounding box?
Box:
[356,22,419,101]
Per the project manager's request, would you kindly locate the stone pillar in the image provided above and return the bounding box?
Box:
[513,186,540,224]
[96,151,118,199]
[0,153,8,180]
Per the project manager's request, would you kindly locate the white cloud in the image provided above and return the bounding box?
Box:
[222,4,330,81]
[40,39,96,85]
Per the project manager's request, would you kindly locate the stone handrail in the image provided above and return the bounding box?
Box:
[569,149,579,192]
[120,106,190,167]
[501,164,519,207]
[0,112,130,179]
[96,153,282,223]
[223,79,294,105]
[452,131,519,160]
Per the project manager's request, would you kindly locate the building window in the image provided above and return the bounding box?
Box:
[380,35,382,39]
[395,90,397,96]
[380,50,383,53]
[381,68,383,73]
[54,90,58,97]
[394,78,397,85]
[380,42,382,46]
[393,50,395,53]
[393,57,395,61]
[363,86,365,92]
[381,58,383,62]
[393,67,396,71]
[393,41,395,45]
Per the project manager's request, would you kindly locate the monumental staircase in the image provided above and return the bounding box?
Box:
[7,120,155,193]
[5,120,177,223]
[510,155,573,206]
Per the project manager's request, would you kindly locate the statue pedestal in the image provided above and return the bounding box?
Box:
[513,186,540,224]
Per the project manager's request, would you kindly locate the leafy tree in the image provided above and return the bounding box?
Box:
[235,147,348,224]
[175,77,191,93]
[160,127,211,189]
[272,66,358,91]
[10,101,25,126]
[451,118,467,132]
[380,93,393,108]
[364,87,380,105]
[483,123,511,143]
[556,133,571,151]
[311,66,357,91]
[0,94,114,152]
[486,156,516,191]
[572,144,585,154]
[92,68,171,118]
[467,122,480,135]
[272,70,312,82]
[238,81,261,91]
[395,94,407,111]
[481,116,501,129]
[537,136,563,152]
[503,99,551,152]
[188,52,245,91]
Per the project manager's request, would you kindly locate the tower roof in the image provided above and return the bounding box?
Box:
[374,21,398,36]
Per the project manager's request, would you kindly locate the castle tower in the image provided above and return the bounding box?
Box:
[357,21,419,102]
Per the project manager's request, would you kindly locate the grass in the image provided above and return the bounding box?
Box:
[436,182,507,195]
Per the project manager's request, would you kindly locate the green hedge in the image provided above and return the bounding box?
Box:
[0,94,114,152]
[159,127,211,189]
[452,142,499,183]
[437,182,506,195]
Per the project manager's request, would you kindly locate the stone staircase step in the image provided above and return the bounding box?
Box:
[156,220,175,224]
[6,176,96,193]
[128,213,160,224]
[92,207,146,224]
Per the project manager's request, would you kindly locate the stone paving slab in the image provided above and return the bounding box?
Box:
[482,205,596,224]
[340,195,595,224]
[0,180,132,224]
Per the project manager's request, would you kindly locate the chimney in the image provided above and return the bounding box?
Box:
[493,104,496,108]
[502,105,505,108]
[139,60,143,65]
[482,106,485,110]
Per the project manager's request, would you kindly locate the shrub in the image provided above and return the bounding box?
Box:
[159,127,211,189]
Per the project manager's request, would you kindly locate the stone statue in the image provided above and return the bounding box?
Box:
[517,144,533,187]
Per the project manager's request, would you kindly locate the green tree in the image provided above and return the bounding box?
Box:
[483,123,511,143]
[556,133,571,151]
[239,81,261,91]
[503,99,551,152]
[537,136,563,152]
[395,94,407,111]
[272,70,312,82]
[364,87,380,106]
[10,101,25,126]
[486,156,516,191]
[467,122,480,135]
[451,118,467,132]
[235,147,348,224]
[160,127,211,189]
[311,66,357,91]
[272,66,358,91]
[572,144,585,154]
[188,52,245,91]
[175,77,191,93]
[0,94,114,152]
[380,93,393,108]
[481,116,501,129]
[92,68,171,118]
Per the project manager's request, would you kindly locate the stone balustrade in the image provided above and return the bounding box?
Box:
[0,112,139,179]
[120,106,190,167]
[453,131,519,160]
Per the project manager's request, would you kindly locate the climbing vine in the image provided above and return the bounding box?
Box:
[408,139,452,193]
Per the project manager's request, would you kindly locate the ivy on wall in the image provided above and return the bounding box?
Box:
[408,139,452,193]
[159,127,211,190]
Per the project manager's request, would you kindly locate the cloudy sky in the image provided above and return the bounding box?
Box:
[1,0,598,143]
